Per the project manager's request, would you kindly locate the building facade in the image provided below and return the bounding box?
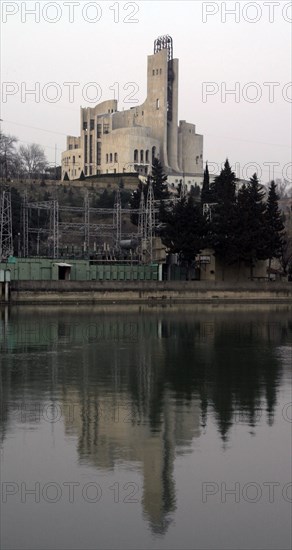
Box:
[61,36,203,187]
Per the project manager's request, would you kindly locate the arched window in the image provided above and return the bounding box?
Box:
[152,146,156,161]
[114,152,118,163]
[140,150,144,163]
[145,150,149,163]
[110,153,113,163]
[106,154,109,163]
[134,149,138,162]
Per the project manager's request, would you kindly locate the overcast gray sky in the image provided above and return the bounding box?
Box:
[1,0,291,183]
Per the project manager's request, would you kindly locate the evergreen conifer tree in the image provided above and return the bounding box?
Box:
[209,159,238,278]
[162,196,207,279]
[236,173,266,277]
[263,181,285,277]
[201,162,210,204]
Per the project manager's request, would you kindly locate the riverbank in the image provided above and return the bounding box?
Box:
[5,280,292,304]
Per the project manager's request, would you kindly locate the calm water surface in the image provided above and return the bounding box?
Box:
[0,304,291,550]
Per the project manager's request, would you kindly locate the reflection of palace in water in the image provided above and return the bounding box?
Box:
[60,336,201,533]
[1,305,291,532]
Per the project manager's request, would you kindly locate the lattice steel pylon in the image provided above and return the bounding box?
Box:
[21,191,29,257]
[49,199,59,258]
[146,181,155,263]
[138,187,146,261]
[84,191,90,253]
[0,188,13,260]
[114,188,121,250]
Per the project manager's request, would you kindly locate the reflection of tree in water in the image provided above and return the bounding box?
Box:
[159,312,290,441]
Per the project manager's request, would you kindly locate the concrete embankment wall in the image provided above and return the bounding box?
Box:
[8,281,292,304]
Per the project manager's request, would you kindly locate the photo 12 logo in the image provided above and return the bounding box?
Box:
[202,2,292,24]
[207,161,292,184]
[1,81,140,105]
[1,2,140,24]
[1,481,140,504]
[202,82,292,104]
[202,481,292,503]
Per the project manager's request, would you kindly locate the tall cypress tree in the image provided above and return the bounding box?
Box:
[210,158,237,203]
[209,159,238,278]
[236,173,266,277]
[263,181,285,276]
[150,158,169,200]
[201,162,210,204]
[162,196,207,279]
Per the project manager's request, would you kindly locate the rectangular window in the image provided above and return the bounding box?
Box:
[85,166,88,175]
[103,124,109,134]
[114,153,118,163]
[156,99,160,110]
[83,121,88,131]
[84,135,88,163]
[89,135,93,163]
[90,119,94,131]
[97,142,101,165]
[69,144,73,150]
[89,166,92,175]
[97,124,102,138]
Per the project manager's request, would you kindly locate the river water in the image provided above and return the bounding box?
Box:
[0,304,291,550]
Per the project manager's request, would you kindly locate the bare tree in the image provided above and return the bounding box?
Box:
[19,143,47,179]
[0,132,19,181]
[275,178,292,199]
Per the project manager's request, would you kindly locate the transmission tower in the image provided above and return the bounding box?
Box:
[49,199,59,258]
[21,191,29,257]
[138,188,146,238]
[138,188,146,261]
[0,188,13,260]
[146,181,155,263]
[84,191,90,253]
[114,188,121,250]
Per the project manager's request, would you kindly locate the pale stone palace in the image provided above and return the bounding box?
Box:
[61,36,203,187]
